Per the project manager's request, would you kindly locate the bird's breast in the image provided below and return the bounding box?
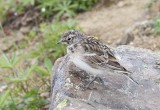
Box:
[71,55,102,75]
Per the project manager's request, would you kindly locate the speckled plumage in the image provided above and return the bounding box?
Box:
[59,30,138,85]
[60,30,125,71]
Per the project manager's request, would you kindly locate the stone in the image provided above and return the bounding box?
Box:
[117,20,154,45]
[49,45,160,110]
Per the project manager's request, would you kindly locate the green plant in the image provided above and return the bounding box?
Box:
[0,90,10,108]
[19,0,35,6]
[29,0,97,18]
[145,0,157,8]
[0,0,12,20]
[54,0,77,19]
[14,0,35,14]
[153,18,160,35]
[0,0,98,21]
[72,0,98,12]
[0,0,35,20]
[38,0,98,19]
[0,53,52,109]
[38,0,59,17]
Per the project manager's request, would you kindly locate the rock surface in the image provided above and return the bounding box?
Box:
[49,45,160,110]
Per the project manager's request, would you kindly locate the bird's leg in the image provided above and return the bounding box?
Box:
[81,75,98,90]
[86,75,97,87]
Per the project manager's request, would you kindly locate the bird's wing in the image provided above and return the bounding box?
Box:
[82,53,139,84]
[80,37,138,84]
[81,37,115,57]
[80,37,126,70]
[82,53,127,72]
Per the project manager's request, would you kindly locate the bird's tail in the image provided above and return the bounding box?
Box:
[121,70,139,85]
[128,75,139,85]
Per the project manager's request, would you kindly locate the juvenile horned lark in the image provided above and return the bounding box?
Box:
[58,30,138,87]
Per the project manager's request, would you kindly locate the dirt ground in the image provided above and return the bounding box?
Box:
[76,0,160,51]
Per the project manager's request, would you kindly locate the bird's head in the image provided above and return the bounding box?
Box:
[58,30,85,45]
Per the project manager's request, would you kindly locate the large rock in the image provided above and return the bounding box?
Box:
[49,45,160,110]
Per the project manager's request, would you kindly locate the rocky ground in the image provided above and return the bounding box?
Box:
[50,46,160,110]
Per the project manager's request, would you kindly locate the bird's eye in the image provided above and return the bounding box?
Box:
[68,37,71,40]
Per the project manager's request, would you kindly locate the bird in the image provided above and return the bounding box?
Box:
[58,30,138,88]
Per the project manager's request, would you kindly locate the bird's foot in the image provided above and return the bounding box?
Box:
[80,76,103,91]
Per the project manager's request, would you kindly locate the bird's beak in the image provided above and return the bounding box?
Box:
[57,39,62,44]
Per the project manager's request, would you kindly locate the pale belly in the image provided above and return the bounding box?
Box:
[71,55,102,76]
